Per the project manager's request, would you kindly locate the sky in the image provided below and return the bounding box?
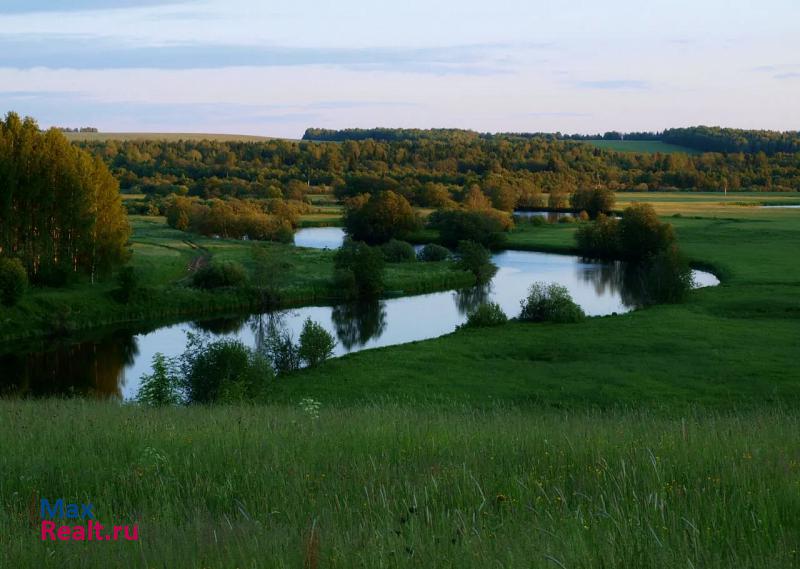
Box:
[0,0,798,138]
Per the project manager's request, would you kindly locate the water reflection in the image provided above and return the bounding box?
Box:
[453,284,493,316]
[0,333,138,399]
[332,301,387,350]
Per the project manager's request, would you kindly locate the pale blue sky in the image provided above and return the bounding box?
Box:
[0,0,798,137]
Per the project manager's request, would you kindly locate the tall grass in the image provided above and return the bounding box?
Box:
[1,400,797,568]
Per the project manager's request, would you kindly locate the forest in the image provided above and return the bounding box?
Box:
[77,131,800,216]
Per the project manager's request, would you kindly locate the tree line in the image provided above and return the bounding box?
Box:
[76,134,800,213]
[0,113,130,285]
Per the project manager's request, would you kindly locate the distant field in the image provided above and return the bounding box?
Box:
[614,191,800,215]
[583,140,701,154]
[64,132,283,143]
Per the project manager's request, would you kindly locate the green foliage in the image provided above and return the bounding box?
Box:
[417,243,450,262]
[343,190,420,244]
[262,328,301,374]
[0,113,130,282]
[628,246,695,305]
[333,240,385,298]
[0,257,27,307]
[569,187,616,218]
[166,195,297,242]
[575,213,621,259]
[519,282,585,323]
[463,302,508,328]
[618,204,676,261]
[298,318,337,367]
[113,266,138,303]
[181,335,273,404]
[456,240,497,283]
[191,261,247,289]
[380,239,416,263]
[430,209,511,250]
[136,353,182,406]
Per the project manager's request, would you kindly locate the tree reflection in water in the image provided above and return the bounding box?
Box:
[452,284,493,316]
[332,301,387,351]
[577,259,672,310]
[0,332,139,399]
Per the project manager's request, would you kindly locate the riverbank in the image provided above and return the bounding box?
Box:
[0,217,473,344]
[271,210,800,410]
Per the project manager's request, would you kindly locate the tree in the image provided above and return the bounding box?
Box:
[136,353,182,406]
[334,240,385,298]
[570,187,616,219]
[298,318,337,367]
[343,190,420,244]
[429,210,511,250]
[618,204,675,261]
[0,113,130,283]
[457,240,497,283]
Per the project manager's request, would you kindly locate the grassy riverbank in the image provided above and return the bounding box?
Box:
[0,217,472,343]
[274,207,800,410]
[1,401,797,569]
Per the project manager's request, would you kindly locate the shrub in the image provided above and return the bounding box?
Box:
[333,240,385,298]
[381,239,416,263]
[0,257,27,307]
[570,187,616,219]
[113,266,138,303]
[529,216,547,227]
[558,214,576,224]
[618,204,676,262]
[519,282,585,323]
[463,302,508,328]
[136,353,182,406]
[457,240,497,283]
[181,335,273,403]
[262,328,301,374]
[343,190,421,244]
[298,318,337,367]
[191,261,247,289]
[417,243,450,262]
[429,209,511,250]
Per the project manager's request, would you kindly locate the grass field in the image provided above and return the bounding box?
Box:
[0,217,470,343]
[274,206,800,410]
[64,132,286,143]
[1,401,797,568]
[582,140,701,154]
[2,195,799,568]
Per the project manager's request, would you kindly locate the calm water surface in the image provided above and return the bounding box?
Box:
[1,228,718,399]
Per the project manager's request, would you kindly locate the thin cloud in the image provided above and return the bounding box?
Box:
[0,0,191,13]
[573,80,650,90]
[0,36,520,75]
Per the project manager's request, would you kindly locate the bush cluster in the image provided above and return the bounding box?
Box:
[429,209,512,250]
[456,240,498,284]
[380,239,416,263]
[519,282,585,323]
[0,257,27,307]
[417,243,450,262]
[191,261,248,289]
[463,302,508,328]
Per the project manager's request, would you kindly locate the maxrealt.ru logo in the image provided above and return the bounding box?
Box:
[40,499,139,542]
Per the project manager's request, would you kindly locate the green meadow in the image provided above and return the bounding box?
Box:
[2,194,799,568]
[0,217,469,343]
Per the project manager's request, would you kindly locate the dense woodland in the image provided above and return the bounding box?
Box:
[77,132,800,214]
[304,126,800,155]
[0,113,130,283]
